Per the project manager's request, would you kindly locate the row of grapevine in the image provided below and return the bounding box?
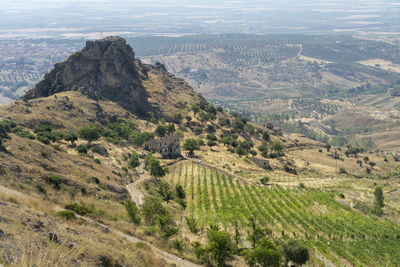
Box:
[167,163,400,266]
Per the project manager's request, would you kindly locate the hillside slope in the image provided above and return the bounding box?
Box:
[1,36,400,267]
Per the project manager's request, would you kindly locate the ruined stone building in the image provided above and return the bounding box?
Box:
[253,158,271,170]
[143,135,181,158]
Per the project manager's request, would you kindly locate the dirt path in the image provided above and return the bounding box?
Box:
[126,161,148,206]
[0,184,200,267]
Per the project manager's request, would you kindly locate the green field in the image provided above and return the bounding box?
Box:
[167,162,400,266]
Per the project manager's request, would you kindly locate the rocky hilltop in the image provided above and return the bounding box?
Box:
[24,36,202,118]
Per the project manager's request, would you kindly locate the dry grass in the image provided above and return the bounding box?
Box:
[0,188,167,267]
[358,58,400,73]
[298,55,333,64]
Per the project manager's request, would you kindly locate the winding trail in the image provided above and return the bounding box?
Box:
[0,184,200,267]
[126,161,148,206]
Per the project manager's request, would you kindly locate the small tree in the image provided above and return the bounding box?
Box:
[50,131,64,143]
[258,142,269,158]
[155,125,167,137]
[172,113,183,124]
[191,104,201,116]
[157,181,173,203]
[194,126,203,136]
[185,115,192,122]
[183,138,200,157]
[270,140,284,155]
[262,131,270,142]
[148,158,165,177]
[371,186,384,216]
[64,131,78,146]
[185,216,200,233]
[283,240,309,266]
[325,144,331,152]
[175,184,186,199]
[242,238,281,267]
[171,239,186,253]
[260,176,269,185]
[78,124,101,144]
[124,200,141,224]
[141,197,167,225]
[206,229,234,267]
[247,213,271,249]
[198,111,210,123]
[165,123,175,134]
[128,151,140,169]
[207,140,217,149]
[157,214,179,240]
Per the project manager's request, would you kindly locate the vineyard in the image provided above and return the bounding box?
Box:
[166,162,400,266]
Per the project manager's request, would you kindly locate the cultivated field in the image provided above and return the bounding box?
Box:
[166,162,400,266]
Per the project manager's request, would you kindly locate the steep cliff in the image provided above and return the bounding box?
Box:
[24,36,202,118]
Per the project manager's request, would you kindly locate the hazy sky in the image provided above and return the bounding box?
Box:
[0,0,399,38]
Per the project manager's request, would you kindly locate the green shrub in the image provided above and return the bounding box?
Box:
[171,239,185,252]
[0,119,16,132]
[44,175,62,190]
[34,125,51,133]
[242,238,281,267]
[148,158,165,177]
[128,151,140,168]
[183,138,201,156]
[194,126,203,135]
[36,134,50,144]
[260,177,269,185]
[50,131,64,142]
[157,181,173,203]
[185,216,199,233]
[76,144,88,154]
[155,125,167,137]
[218,117,230,127]
[206,134,217,141]
[175,184,186,199]
[64,131,78,145]
[172,113,183,124]
[98,255,121,267]
[57,210,76,220]
[339,167,347,174]
[141,197,168,225]
[65,203,94,216]
[50,144,66,152]
[124,200,141,224]
[40,150,51,158]
[78,124,101,144]
[13,127,35,139]
[91,144,108,156]
[131,131,154,146]
[194,229,234,267]
[371,186,384,216]
[176,198,187,209]
[35,183,47,195]
[283,240,309,266]
[157,214,179,240]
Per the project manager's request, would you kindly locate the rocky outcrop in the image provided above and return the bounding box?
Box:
[24,36,152,115]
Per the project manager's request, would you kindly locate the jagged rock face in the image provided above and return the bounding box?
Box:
[24,36,150,114]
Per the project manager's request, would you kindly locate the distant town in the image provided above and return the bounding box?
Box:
[0,39,84,103]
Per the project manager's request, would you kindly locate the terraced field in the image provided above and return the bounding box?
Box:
[167,162,400,266]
